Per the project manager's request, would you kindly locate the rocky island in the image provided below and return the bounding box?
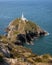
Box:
[6,14,47,45]
[0,14,52,65]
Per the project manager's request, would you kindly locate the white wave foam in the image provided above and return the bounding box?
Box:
[44,31,50,36]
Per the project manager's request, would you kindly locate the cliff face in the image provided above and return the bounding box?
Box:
[6,18,47,44]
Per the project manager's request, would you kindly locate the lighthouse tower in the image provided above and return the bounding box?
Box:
[21,13,27,21]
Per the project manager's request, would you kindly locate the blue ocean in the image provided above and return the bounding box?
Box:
[0,0,52,55]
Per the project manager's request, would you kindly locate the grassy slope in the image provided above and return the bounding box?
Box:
[8,18,41,35]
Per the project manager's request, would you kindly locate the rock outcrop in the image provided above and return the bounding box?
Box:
[0,42,52,65]
[6,18,47,45]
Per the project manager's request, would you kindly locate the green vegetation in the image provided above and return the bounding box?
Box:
[24,21,39,32]
[11,18,20,26]
[34,57,43,62]
[42,54,50,59]
[0,36,8,43]
[14,31,19,35]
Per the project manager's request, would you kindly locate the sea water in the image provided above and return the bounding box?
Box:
[0,0,52,55]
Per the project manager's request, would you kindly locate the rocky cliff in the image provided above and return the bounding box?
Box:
[0,17,50,65]
[6,18,47,45]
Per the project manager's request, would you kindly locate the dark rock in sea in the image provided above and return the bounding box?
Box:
[15,30,47,45]
[26,33,32,43]
[28,31,35,38]
[29,31,39,38]
[39,31,46,36]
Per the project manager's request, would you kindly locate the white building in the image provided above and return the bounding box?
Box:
[21,13,28,21]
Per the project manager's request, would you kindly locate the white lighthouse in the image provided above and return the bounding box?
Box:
[21,13,27,21]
